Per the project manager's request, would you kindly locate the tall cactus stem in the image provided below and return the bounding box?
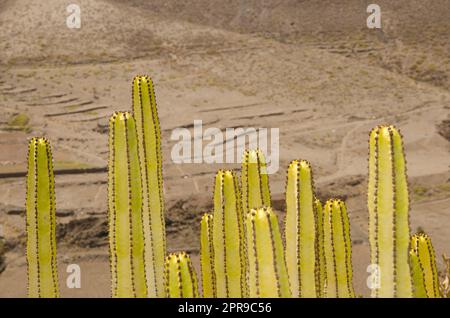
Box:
[200,213,216,297]
[165,252,199,298]
[132,75,166,297]
[246,207,291,298]
[322,199,354,298]
[241,149,271,215]
[26,137,59,298]
[368,125,412,297]
[212,170,246,297]
[284,160,317,297]
[314,198,326,297]
[410,233,440,298]
[108,112,147,298]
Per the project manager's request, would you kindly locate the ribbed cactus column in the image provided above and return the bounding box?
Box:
[246,207,291,298]
[212,170,246,297]
[26,137,59,298]
[200,213,216,298]
[165,252,199,298]
[108,112,147,298]
[368,125,412,297]
[410,233,440,298]
[322,199,354,298]
[314,198,326,297]
[284,160,317,297]
[132,75,166,297]
[241,149,271,215]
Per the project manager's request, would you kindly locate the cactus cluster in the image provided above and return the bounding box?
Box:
[20,76,446,298]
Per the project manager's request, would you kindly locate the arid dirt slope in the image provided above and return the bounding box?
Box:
[0,0,449,297]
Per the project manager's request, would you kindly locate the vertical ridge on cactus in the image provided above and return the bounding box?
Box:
[410,233,440,298]
[26,137,59,298]
[241,149,271,215]
[284,160,317,297]
[212,170,246,297]
[246,207,291,298]
[165,252,199,298]
[314,198,326,297]
[132,75,166,297]
[200,213,216,298]
[322,199,354,298]
[108,112,147,298]
[368,125,412,297]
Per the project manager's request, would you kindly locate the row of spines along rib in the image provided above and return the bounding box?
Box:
[212,170,247,297]
[26,137,59,298]
[165,252,199,298]
[410,233,440,298]
[368,125,412,297]
[108,112,147,298]
[132,75,166,298]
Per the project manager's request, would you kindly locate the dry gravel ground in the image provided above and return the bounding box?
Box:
[0,0,449,297]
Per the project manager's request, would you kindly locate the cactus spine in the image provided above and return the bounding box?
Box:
[284,160,317,297]
[132,75,166,297]
[241,149,271,215]
[26,137,59,298]
[410,233,440,298]
[368,125,412,297]
[108,112,147,298]
[246,207,291,298]
[314,198,326,297]
[200,213,216,298]
[212,170,246,297]
[165,252,199,298]
[322,199,354,298]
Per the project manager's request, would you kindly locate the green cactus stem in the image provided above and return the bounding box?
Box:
[322,199,354,298]
[284,160,317,297]
[165,252,199,298]
[410,233,440,298]
[132,75,166,297]
[241,149,271,215]
[200,213,216,298]
[314,198,326,297]
[26,137,59,298]
[108,112,147,298]
[246,207,291,298]
[212,170,246,297]
[368,125,412,297]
